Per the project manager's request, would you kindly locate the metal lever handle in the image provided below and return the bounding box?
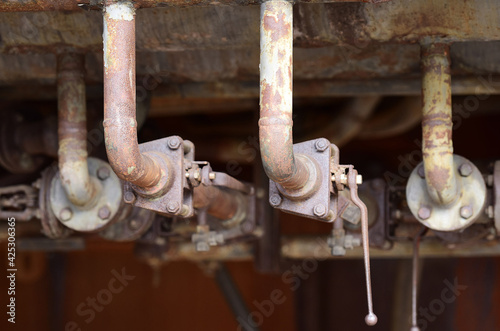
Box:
[347,166,377,326]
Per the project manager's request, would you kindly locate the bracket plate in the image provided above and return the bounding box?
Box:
[269,138,337,222]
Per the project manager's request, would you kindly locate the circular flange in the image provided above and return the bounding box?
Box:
[277,154,321,201]
[39,164,73,239]
[50,157,123,232]
[406,155,486,231]
[99,205,155,242]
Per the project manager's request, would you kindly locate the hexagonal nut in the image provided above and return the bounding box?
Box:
[313,204,327,218]
[97,166,110,180]
[314,138,329,152]
[460,205,473,219]
[98,206,111,220]
[417,206,432,220]
[459,163,473,177]
[167,137,181,150]
[123,191,136,204]
[269,194,282,207]
[167,201,180,213]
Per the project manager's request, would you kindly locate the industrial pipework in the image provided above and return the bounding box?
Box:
[406,41,487,231]
[57,52,96,206]
[103,0,164,191]
[259,0,318,197]
[258,0,376,325]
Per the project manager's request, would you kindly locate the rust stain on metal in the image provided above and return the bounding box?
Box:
[57,52,96,206]
[259,0,312,192]
[193,185,241,221]
[103,0,162,190]
[421,42,457,205]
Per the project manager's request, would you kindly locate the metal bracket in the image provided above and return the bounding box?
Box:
[269,138,337,222]
[123,136,195,218]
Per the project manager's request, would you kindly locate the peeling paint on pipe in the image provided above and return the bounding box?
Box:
[103,0,162,189]
[421,42,457,205]
[259,0,311,192]
[57,52,96,206]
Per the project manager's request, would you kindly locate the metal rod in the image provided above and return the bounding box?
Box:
[347,166,377,326]
[421,42,457,205]
[193,186,244,221]
[214,263,260,331]
[57,52,96,206]
[411,227,426,331]
[103,0,163,189]
[259,0,311,192]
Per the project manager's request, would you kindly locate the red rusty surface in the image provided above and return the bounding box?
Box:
[102,1,162,189]
[193,185,241,221]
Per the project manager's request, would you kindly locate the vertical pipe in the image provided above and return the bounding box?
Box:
[259,0,310,191]
[421,42,457,205]
[103,0,162,189]
[57,53,95,206]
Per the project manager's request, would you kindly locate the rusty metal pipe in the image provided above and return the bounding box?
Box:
[57,52,96,206]
[421,42,458,205]
[193,185,243,221]
[259,0,311,192]
[103,1,162,189]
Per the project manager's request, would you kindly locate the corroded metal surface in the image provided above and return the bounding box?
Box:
[49,157,123,232]
[0,0,387,12]
[269,139,335,222]
[57,52,95,206]
[406,156,487,232]
[102,1,162,189]
[421,42,457,206]
[259,0,311,192]
[193,185,242,221]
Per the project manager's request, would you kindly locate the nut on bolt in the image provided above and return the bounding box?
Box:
[59,207,73,222]
[314,139,329,152]
[459,163,473,177]
[168,137,181,150]
[123,191,136,204]
[269,194,282,207]
[417,206,431,220]
[167,201,180,213]
[460,205,473,219]
[98,206,111,220]
[97,166,110,180]
[313,204,327,218]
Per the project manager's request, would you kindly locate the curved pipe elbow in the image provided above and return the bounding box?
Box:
[103,1,161,190]
[57,53,96,206]
[421,42,457,205]
[259,0,310,191]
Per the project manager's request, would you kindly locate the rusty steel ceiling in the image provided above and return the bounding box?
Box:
[0,0,499,93]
